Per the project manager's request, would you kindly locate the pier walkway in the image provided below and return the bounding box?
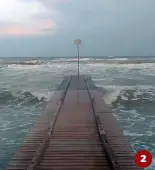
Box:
[6,75,142,170]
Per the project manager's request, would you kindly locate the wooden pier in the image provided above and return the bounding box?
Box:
[6,75,143,170]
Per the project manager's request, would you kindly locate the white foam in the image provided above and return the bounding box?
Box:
[124,130,145,137]
[7,64,41,70]
[108,58,129,60]
[31,91,54,101]
[52,58,94,62]
[4,58,155,79]
[103,86,122,104]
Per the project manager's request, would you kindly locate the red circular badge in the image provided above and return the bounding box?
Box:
[135,150,152,168]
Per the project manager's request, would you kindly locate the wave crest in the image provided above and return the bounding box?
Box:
[0,90,46,105]
[6,60,43,65]
[111,89,155,107]
[2,58,155,66]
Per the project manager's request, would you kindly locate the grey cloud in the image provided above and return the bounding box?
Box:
[1,0,155,57]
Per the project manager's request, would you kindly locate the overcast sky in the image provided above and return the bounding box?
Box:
[0,0,155,57]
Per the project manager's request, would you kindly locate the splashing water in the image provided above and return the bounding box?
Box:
[0,56,155,170]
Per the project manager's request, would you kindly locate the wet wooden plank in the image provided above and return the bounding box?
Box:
[6,75,143,170]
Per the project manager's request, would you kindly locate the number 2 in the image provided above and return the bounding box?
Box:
[141,155,146,162]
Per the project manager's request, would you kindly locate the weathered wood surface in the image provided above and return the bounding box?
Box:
[6,75,143,170]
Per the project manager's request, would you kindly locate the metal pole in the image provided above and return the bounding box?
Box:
[74,39,81,80]
[77,45,80,80]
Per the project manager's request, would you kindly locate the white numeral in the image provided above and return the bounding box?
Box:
[141,155,146,162]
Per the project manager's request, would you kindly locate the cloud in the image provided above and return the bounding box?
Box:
[0,0,58,35]
[1,0,155,56]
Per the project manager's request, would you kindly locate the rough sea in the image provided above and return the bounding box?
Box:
[0,56,154,170]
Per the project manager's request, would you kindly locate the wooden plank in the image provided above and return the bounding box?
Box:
[35,88,111,170]
[6,75,143,170]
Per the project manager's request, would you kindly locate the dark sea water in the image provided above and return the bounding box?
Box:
[0,56,154,170]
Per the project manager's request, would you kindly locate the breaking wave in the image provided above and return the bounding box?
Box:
[5,60,43,65]
[102,59,155,64]
[0,90,47,105]
[2,57,155,66]
[109,88,155,108]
